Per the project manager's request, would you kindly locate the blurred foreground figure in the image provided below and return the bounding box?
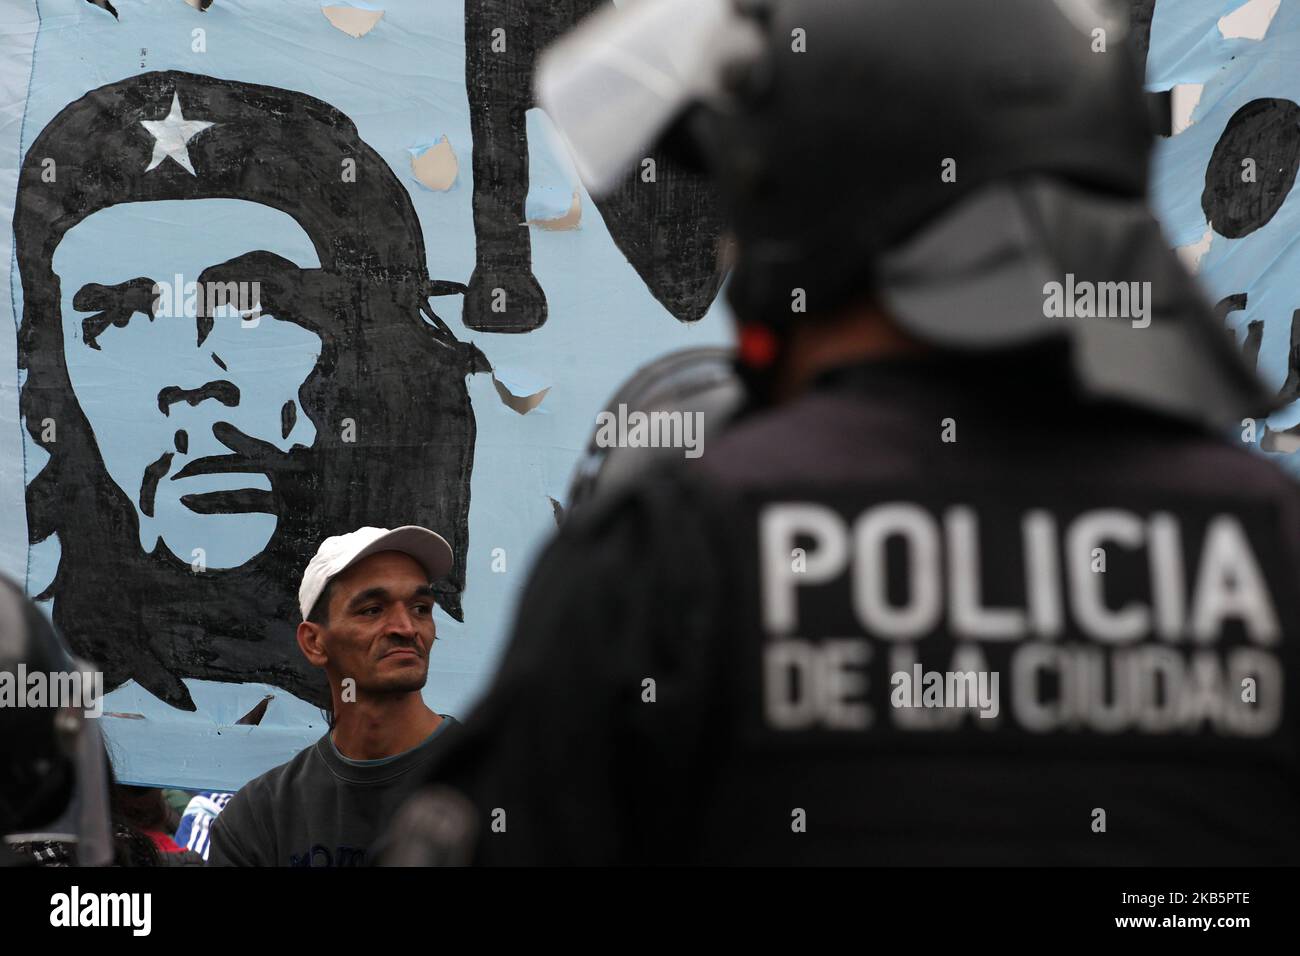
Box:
[565,347,743,511]
[400,0,1299,864]
[1,575,114,867]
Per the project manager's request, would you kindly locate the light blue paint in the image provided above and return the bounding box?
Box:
[0,1,39,595]
[1149,0,1300,476]
[320,1,385,12]
[525,110,582,222]
[2,0,733,789]
[1146,0,1255,88]
[51,199,321,567]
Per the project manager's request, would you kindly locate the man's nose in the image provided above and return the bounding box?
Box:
[386,605,421,639]
[157,380,240,417]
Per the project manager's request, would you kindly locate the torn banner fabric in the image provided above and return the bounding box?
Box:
[0,0,730,789]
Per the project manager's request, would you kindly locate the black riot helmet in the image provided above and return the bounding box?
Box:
[0,575,113,866]
[537,0,1275,426]
[567,347,743,512]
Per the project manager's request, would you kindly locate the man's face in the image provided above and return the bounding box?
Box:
[317,551,438,697]
[50,198,322,568]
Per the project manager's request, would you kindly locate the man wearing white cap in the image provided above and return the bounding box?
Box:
[208,526,459,867]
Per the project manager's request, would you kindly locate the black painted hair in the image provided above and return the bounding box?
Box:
[15,71,487,710]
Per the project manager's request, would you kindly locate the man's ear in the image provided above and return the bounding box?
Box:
[296,620,329,668]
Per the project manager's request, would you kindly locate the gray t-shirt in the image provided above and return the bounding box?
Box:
[208,716,457,867]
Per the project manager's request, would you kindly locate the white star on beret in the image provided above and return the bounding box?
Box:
[140,92,214,176]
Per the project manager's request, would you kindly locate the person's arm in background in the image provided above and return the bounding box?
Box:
[416,474,732,865]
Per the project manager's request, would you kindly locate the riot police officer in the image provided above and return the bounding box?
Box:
[401,0,1300,864]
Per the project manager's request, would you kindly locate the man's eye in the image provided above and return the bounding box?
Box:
[82,307,140,351]
[411,604,431,616]
[359,606,382,616]
[75,278,160,350]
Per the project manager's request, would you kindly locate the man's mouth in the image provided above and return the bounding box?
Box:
[382,647,422,661]
[177,488,276,515]
[144,450,273,517]
[165,422,288,515]
[171,453,269,481]
[170,456,274,514]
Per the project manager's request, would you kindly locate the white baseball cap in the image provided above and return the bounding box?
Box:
[298,526,454,620]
